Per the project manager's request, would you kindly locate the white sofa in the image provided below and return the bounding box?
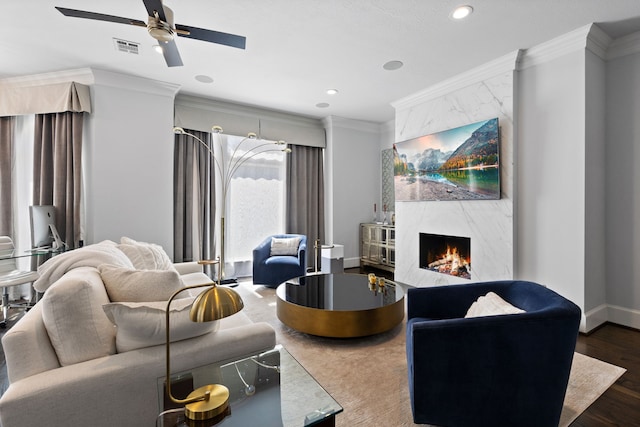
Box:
[0,239,276,427]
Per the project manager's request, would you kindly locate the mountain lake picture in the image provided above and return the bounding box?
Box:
[394,118,500,201]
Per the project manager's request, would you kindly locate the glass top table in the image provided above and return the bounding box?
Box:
[276,273,405,338]
[157,345,342,427]
[0,246,64,261]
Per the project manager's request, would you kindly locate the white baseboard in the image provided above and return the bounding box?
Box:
[583,304,608,333]
[344,257,360,269]
[607,304,640,330]
[582,303,640,332]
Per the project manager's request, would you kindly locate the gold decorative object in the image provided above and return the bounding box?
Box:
[165,257,244,421]
[173,126,290,283]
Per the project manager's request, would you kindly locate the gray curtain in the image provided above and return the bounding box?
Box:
[173,130,215,269]
[33,112,83,248]
[286,144,325,269]
[0,117,13,237]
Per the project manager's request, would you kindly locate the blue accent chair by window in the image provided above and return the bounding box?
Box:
[252,234,307,288]
[406,280,581,427]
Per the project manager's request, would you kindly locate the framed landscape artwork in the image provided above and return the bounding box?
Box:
[393,118,500,201]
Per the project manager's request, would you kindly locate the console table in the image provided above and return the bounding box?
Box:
[360,223,395,273]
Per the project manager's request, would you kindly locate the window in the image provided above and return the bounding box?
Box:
[218,134,286,277]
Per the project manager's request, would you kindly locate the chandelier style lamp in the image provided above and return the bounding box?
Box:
[173,126,290,284]
[165,257,245,420]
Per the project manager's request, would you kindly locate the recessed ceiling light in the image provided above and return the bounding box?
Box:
[195,75,214,84]
[316,103,330,108]
[451,5,473,20]
[326,89,339,95]
[383,60,404,71]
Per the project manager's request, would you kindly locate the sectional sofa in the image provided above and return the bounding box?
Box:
[0,238,276,427]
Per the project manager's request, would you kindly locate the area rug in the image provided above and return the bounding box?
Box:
[235,280,626,426]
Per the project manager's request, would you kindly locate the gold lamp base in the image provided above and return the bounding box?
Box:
[184,384,230,421]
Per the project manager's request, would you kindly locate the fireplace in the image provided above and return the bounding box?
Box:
[420,233,471,279]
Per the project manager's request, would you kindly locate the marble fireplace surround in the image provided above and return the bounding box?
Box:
[392,51,518,287]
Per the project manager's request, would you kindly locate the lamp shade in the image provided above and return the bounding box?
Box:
[189,285,244,322]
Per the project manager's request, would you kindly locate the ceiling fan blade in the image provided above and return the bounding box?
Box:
[55,7,146,26]
[142,0,167,22]
[175,24,246,49]
[159,40,183,67]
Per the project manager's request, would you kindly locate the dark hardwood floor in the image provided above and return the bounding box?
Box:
[1,276,639,426]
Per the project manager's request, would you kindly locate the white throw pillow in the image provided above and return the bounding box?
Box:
[117,237,174,270]
[464,291,525,318]
[98,264,186,303]
[41,267,116,366]
[270,236,301,256]
[102,298,219,353]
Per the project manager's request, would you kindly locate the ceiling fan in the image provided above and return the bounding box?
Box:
[55,0,246,67]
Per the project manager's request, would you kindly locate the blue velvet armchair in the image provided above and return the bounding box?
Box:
[406,280,581,427]
[252,234,307,288]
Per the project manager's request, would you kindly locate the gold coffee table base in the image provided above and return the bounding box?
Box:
[276,274,405,338]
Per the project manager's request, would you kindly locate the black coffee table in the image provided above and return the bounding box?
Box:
[276,273,405,338]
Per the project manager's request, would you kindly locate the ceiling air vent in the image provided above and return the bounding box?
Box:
[113,38,140,55]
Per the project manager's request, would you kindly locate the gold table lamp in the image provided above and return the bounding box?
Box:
[165,257,244,421]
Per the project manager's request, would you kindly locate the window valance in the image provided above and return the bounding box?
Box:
[175,94,325,148]
[0,82,91,117]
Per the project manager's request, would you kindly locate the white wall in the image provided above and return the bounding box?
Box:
[584,49,608,324]
[605,47,640,329]
[84,70,179,258]
[324,116,382,267]
[516,50,587,313]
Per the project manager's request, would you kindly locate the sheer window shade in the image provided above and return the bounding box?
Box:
[175,95,325,148]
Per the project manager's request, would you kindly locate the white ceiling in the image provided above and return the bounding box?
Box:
[3,0,640,123]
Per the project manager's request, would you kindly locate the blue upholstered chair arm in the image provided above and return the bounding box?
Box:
[252,237,272,264]
[297,240,306,268]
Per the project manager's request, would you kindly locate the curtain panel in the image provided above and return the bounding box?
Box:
[173,130,216,268]
[0,117,13,236]
[286,144,325,269]
[33,112,83,248]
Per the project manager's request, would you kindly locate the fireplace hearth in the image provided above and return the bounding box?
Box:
[420,233,471,279]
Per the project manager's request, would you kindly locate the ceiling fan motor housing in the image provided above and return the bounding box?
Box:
[147,5,175,42]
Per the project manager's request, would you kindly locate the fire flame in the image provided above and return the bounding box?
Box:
[428,245,470,277]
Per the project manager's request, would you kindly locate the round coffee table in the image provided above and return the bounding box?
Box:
[275,273,405,338]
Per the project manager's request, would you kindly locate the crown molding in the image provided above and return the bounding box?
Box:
[607,30,640,60]
[323,115,383,133]
[391,49,522,112]
[518,24,612,69]
[0,68,94,88]
[91,68,180,97]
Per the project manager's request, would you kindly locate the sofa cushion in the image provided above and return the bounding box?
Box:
[102,298,219,353]
[117,237,174,270]
[464,291,525,318]
[98,264,184,302]
[41,267,116,366]
[270,236,301,256]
